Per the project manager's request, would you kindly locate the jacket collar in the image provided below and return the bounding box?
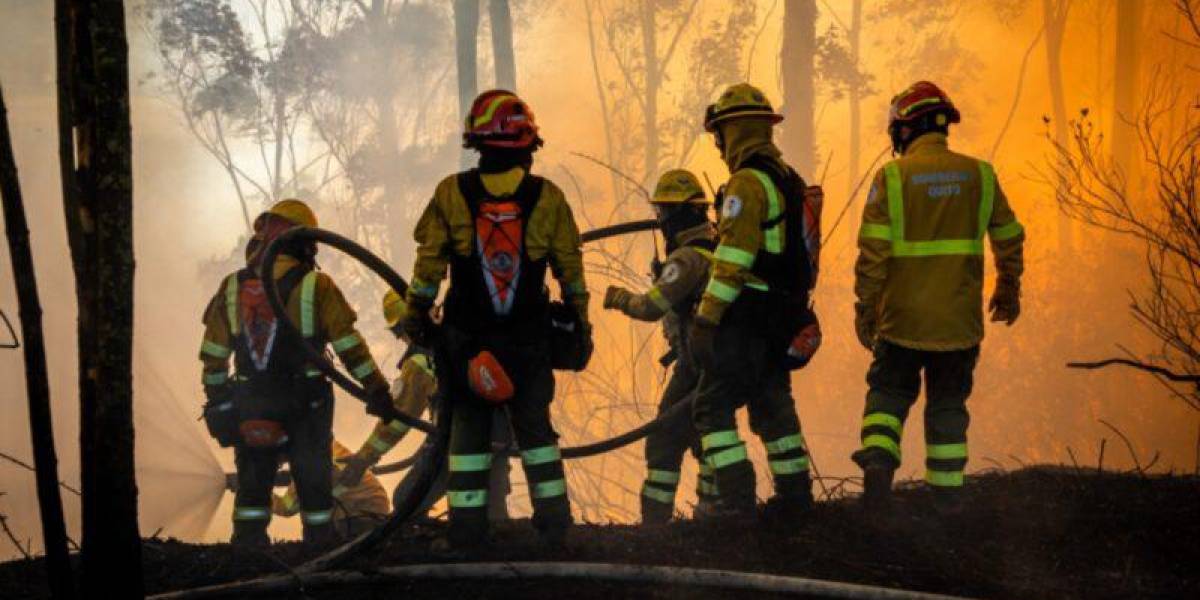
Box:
[673,221,716,247]
[904,132,949,156]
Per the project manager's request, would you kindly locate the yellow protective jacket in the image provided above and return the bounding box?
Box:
[406,167,589,323]
[855,133,1026,351]
[198,255,388,392]
[613,223,715,323]
[697,119,790,325]
[354,349,438,463]
[272,440,390,519]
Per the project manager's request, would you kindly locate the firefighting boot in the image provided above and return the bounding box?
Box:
[712,461,757,518]
[231,520,270,548]
[931,486,964,516]
[302,522,339,548]
[862,465,895,512]
[761,472,814,524]
[640,495,674,526]
[692,494,722,521]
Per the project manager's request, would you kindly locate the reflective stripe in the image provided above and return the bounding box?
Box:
[447,490,488,508]
[474,93,517,127]
[302,509,333,525]
[646,287,672,312]
[641,483,675,504]
[749,169,782,254]
[764,433,805,455]
[745,281,769,292]
[863,412,904,437]
[927,443,968,460]
[883,161,991,257]
[351,360,377,380]
[449,453,494,472]
[305,367,323,378]
[708,444,749,469]
[224,275,239,332]
[859,223,892,241]
[331,333,362,353]
[704,279,741,303]
[769,456,811,475]
[203,371,229,386]
[300,272,317,337]
[410,354,435,376]
[701,430,742,451]
[409,278,439,299]
[521,445,561,466]
[532,479,567,499]
[201,340,231,359]
[233,506,270,521]
[925,470,964,487]
[697,480,718,496]
[368,435,392,454]
[699,463,714,476]
[989,220,1024,241]
[863,434,901,461]
[386,420,410,434]
[714,245,756,267]
[646,469,681,485]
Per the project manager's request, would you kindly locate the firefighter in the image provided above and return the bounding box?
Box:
[402,90,591,550]
[272,440,390,538]
[199,199,395,547]
[852,81,1025,511]
[689,84,816,520]
[603,169,720,524]
[338,290,513,521]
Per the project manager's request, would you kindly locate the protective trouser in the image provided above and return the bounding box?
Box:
[395,410,513,521]
[641,349,714,523]
[232,386,335,544]
[851,340,980,489]
[692,318,811,512]
[445,335,568,545]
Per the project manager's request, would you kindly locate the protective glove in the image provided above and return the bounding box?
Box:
[401,296,435,347]
[336,452,375,488]
[363,381,399,422]
[688,318,718,371]
[854,303,878,351]
[603,286,633,311]
[989,283,1021,326]
[578,321,596,368]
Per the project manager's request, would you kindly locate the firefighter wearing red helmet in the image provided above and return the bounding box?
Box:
[853,81,1026,512]
[402,90,591,551]
[198,199,394,547]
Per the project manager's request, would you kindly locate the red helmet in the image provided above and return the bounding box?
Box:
[463,89,542,150]
[888,81,961,128]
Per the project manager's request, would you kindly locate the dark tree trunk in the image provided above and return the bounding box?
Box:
[489,0,516,90]
[55,1,143,596]
[0,83,76,600]
[454,0,481,167]
[1044,0,1073,253]
[640,0,659,182]
[781,0,817,176]
[847,0,862,196]
[1112,0,1141,181]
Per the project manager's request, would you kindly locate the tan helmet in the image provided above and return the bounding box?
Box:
[265,199,318,228]
[703,83,784,132]
[651,169,711,206]
[382,289,407,330]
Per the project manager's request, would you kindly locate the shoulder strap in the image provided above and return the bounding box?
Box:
[456,169,487,218]
[684,236,717,254]
[514,173,545,215]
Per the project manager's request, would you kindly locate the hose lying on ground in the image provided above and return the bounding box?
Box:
[149,561,973,600]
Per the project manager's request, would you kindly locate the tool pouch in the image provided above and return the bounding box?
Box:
[547,301,593,371]
[783,306,821,371]
[202,398,240,448]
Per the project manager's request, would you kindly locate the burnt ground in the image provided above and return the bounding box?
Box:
[1,467,1197,599]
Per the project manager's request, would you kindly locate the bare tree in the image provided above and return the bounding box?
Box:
[0,82,75,600]
[780,0,817,176]
[1044,0,1074,253]
[490,0,516,90]
[56,0,143,595]
[1111,0,1143,179]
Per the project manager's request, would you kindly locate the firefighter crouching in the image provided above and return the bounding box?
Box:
[272,440,390,538]
[402,90,592,551]
[603,169,721,524]
[852,81,1025,512]
[199,199,394,547]
[689,83,820,521]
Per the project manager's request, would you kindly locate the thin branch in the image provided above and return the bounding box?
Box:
[1066,358,1200,382]
[0,450,82,496]
[0,308,17,349]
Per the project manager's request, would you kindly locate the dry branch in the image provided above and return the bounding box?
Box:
[1067,358,1200,383]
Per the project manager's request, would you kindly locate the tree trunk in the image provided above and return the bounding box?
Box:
[640,0,659,183]
[781,0,817,176]
[1044,0,1073,253]
[0,83,76,600]
[1112,0,1141,181]
[455,0,481,167]
[56,1,143,596]
[489,0,516,90]
[847,0,862,195]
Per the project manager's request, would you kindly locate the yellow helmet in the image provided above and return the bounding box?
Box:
[267,199,318,228]
[382,289,407,329]
[703,83,783,132]
[651,169,710,205]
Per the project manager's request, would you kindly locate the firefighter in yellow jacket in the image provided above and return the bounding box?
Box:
[402,90,591,550]
[852,81,1025,510]
[272,440,390,538]
[603,169,720,524]
[199,199,394,546]
[689,84,816,520]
